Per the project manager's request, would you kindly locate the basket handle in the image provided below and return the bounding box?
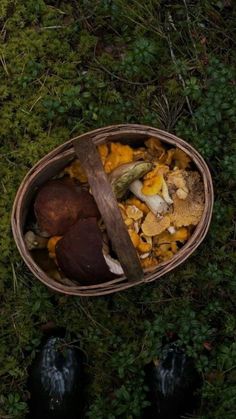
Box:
[73,137,143,282]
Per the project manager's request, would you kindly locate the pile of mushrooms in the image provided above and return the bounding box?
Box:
[25,138,204,284]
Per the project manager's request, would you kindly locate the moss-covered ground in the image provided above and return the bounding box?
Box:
[0,1,236,417]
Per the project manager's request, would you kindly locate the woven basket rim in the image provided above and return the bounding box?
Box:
[11,124,214,296]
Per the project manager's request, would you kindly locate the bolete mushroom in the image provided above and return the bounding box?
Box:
[34,180,99,236]
[109,161,152,198]
[56,217,119,285]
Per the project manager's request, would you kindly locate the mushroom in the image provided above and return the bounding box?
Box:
[47,236,62,259]
[129,180,168,215]
[141,212,171,237]
[55,217,119,285]
[34,179,99,236]
[109,161,152,198]
[103,142,134,173]
[24,231,48,250]
[141,173,173,205]
[102,252,124,276]
[167,170,189,200]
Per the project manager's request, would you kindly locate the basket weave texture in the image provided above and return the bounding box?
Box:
[11,124,214,296]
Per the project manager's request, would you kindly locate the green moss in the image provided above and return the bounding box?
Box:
[0,0,236,417]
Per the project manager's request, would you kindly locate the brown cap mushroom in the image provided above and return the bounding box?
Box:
[34,180,99,236]
[55,217,117,285]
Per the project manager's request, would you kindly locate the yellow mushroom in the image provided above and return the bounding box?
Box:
[171,227,189,242]
[173,149,191,169]
[128,229,140,248]
[164,149,175,165]
[126,205,143,221]
[138,240,152,253]
[125,198,149,215]
[144,164,169,180]
[98,143,109,164]
[141,212,171,237]
[128,229,152,253]
[141,174,163,196]
[145,137,166,160]
[140,256,158,269]
[155,243,175,261]
[64,160,87,183]
[152,226,189,262]
[104,142,133,173]
[154,227,189,246]
[124,218,134,227]
[47,236,63,259]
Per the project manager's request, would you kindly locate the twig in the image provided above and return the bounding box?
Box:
[137,297,182,304]
[40,25,64,30]
[0,20,7,41]
[48,5,67,15]
[122,0,165,39]
[38,69,49,91]
[1,181,7,193]
[0,54,9,76]
[11,262,18,293]
[29,95,42,112]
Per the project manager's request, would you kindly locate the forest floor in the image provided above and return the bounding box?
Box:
[0,1,235,418]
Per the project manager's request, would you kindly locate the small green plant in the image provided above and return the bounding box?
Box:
[4,393,28,416]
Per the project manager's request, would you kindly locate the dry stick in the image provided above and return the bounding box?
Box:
[0,54,9,76]
[0,21,7,41]
[11,262,17,293]
[73,137,143,282]
[29,95,42,112]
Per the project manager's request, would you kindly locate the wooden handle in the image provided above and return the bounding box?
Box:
[73,137,143,282]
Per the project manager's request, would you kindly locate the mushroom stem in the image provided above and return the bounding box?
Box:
[129,180,168,215]
[24,231,48,250]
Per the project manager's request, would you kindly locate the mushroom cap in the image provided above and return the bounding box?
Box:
[56,217,116,285]
[34,180,99,236]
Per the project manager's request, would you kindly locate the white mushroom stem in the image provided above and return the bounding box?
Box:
[168,226,176,234]
[162,178,173,204]
[102,250,124,275]
[140,252,150,259]
[24,231,48,250]
[129,180,168,215]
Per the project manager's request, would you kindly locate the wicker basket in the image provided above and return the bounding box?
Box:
[11,124,214,296]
